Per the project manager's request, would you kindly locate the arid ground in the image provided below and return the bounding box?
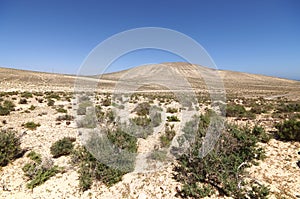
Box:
[0,62,299,199]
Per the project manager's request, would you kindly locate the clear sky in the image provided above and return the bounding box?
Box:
[0,0,299,79]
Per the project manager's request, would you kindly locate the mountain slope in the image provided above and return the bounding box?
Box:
[1,63,299,99]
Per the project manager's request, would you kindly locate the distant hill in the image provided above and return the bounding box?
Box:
[1,63,299,99]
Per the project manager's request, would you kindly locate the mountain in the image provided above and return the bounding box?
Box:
[1,63,299,99]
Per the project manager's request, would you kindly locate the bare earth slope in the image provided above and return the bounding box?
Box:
[1,63,299,99]
[0,63,300,198]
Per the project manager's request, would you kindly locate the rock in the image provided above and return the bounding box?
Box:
[138,192,147,199]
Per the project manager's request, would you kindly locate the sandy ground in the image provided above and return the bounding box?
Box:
[0,63,300,198]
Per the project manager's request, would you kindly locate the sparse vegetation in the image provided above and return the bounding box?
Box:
[167,115,180,122]
[275,102,300,113]
[167,107,178,113]
[160,124,176,147]
[23,154,60,189]
[72,146,127,191]
[226,103,255,119]
[131,116,151,127]
[71,119,138,191]
[275,119,300,141]
[27,151,42,164]
[56,114,74,121]
[19,98,28,104]
[23,122,41,130]
[47,99,55,106]
[29,105,36,110]
[174,112,268,198]
[0,130,23,167]
[149,149,167,161]
[56,107,67,113]
[77,101,93,115]
[0,100,15,115]
[132,102,151,116]
[50,137,75,158]
[21,92,33,98]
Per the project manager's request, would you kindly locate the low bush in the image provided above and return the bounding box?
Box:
[56,107,67,113]
[174,113,268,198]
[0,100,15,115]
[275,119,300,141]
[226,104,255,119]
[151,112,162,127]
[167,115,180,122]
[29,105,36,110]
[21,92,33,98]
[149,149,167,161]
[0,130,23,167]
[0,106,10,116]
[3,100,15,111]
[275,102,300,113]
[107,127,138,153]
[23,158,60,189]
[23,122,41,130]
[56,114,74,121]
[19,98,28,104]
[72,145,131,191]
[101,98,111,106]
[27,151,42,164]
[131,116,151,127]
[132,102,150,116]
[46,93,61,100]
[50,137,75,158]
[47,99,55,106]
[252,125,271,143]
[167,107,178,113]
[77,101,93,115]
[160,124,176,148]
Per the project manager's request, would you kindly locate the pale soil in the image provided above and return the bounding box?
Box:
[0,63,300,198]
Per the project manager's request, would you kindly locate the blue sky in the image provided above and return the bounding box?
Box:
[0,0,299,79]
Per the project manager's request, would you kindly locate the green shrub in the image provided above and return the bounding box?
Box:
[3,100,15,111]
[149,150,167,161]
[27,151,42,164]
[226,104,247,117]
[23,162,60,189]
[50,137,75,158]
[47,99,55,106]
[160,124,176,148]
[29,105,36,110]
[77,101,93,115]
[226,104,255,119]
[167,107,178,113]
[0,106,10,116]
[19,98,28,104]
[23,122,41,130]
[0,100,15,115]
[107,127,138,153]
[132,102,150,116]
[275,119,300,141]
[102,98,111,106]
[56,114,74,121]
[56,107,67,113]
[252,125,271,143]
[77,113,97,128]
[72,146,129,191]
[276,102,300,113]
[21,92,33,98]
[131,116,151,127]
[174,115,267,198]
[167,115,180,122]
[72,120,139,190]
[0,130,23,167]
[46,93,60,100]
